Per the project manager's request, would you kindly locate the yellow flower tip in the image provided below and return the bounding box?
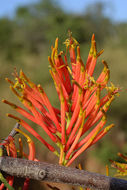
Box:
[53,38,59,58]
[51,47,56,61]
[78,163,82,170]
[55,37,59,49]
[15,128,32,143]
[6,113,9,117]
[97,49,104,57]
[67,65,72,76]
[90,38,95,55]
[77,46,81,59]
[38,84,41,88]
[90,126,101,141]
[104,124,115,132]
[48,56,55,68]
[93,41,97,57]
[106,165,109,176]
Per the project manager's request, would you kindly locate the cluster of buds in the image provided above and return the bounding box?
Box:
[0,128,36,190]
[3,33,119,166]
[110,153,127,176]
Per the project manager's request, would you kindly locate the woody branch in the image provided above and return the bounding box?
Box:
[0,156,127,190]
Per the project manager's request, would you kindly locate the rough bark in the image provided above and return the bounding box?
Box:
[0,157,127,190]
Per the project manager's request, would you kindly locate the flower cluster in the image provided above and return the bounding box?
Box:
[0,129,36,190]
[110,153,127,176]
[3,34,119,166]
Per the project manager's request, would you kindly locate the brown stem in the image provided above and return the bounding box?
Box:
[0,123,20,149]
[0,157,127,190]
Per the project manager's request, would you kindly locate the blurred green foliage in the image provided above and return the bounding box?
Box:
[0,0,114,59]
[0,0,127,185]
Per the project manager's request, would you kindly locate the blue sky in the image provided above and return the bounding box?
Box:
[0,0,127,22]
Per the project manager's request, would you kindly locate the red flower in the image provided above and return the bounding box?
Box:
[3,33,119,166]
[0,129,35,189]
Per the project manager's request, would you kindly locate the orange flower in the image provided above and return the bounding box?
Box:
[3,33,119,166]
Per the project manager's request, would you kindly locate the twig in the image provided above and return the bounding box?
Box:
[7,123,20,138]
[0,123,20,148]
[0,157,127,190]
